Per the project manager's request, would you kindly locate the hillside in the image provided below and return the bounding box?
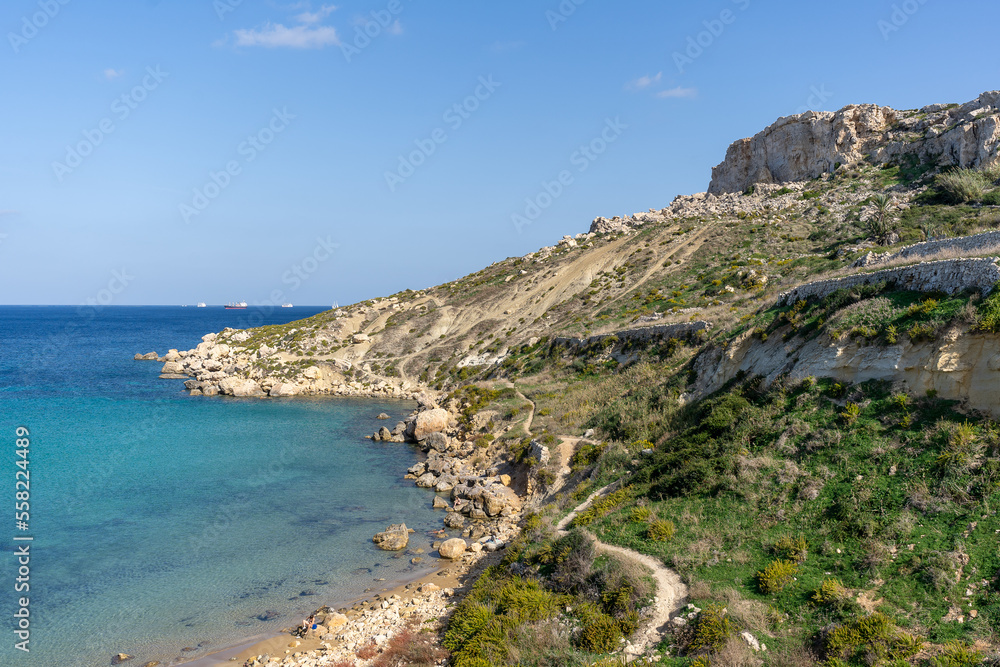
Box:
[173,92,1000,667]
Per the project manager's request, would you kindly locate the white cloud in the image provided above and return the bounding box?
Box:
[626,72,662,91]
[104,68,124,80]
[387,20,403,35]
[233,22,340,49]
[295,4,336,25]
[656,86,698,99]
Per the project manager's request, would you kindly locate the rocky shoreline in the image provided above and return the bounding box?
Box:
[230,393,527,666]
[137,346,532,666]
[136,329,415,400]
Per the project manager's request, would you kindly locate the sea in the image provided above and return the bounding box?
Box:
[0,306,441,666]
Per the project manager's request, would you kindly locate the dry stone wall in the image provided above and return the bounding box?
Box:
[554,321,711,348]
[856,230,1000,267]
[777,258,1000,306]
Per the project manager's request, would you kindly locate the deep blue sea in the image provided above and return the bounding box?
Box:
[0,306,438,666]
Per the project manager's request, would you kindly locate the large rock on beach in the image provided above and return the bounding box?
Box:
[372,523,409,551]
[411,408,449,441]
[439,538,467,559]
[218,377,263,397]
[160,361,185,375]
[134,352,159,361]
[269,383,300,397]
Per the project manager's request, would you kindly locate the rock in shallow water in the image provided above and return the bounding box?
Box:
[372,523,409,551]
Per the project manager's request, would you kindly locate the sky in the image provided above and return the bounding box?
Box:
[1,0,998,306]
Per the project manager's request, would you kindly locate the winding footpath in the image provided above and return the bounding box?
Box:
[555,486,688,660]
[513,383,688,661]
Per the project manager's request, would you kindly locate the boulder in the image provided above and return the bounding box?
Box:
[134,352,159,361]
[424,431,450,453]
[377,413,390,420]
[376,426,392,441]
[203,358,224,372]
[303,366,323,380]
[372,523,409,551]
[202,384,220,397]
[111,655,134,665]
[432,496,449,509]
[415,473,438,488]
[218,377,263,397]
[408,462,427,476]
[322,612,348,629]
[269,383,300,397]
[529,440,550,465]
[443,513,465,529]
[412,408,449,441]
[439,538,467,559]
[352,333,370,344]
[209,344,231,359]
[161,361,185,375]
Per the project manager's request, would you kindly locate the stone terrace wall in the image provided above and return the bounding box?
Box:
[858,230,1000,267]
[554,321,712,348]
[777,258,1000,306]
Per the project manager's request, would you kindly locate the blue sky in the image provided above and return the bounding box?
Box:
[1,0,998,306]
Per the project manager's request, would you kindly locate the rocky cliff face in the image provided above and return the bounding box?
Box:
[709,91,1000,194]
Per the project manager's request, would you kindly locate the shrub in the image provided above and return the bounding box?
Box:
[689,605,734,652]
[647,519,675,542]
[907,322,937,341]
[774,536,808,563]
[840,403,862,426]
[889,393,910,409]
[629,506,651,522]
[578,614,622,653]
[757,559,798,594]
[824,612,922,664]
[929,641,985,667]
[372,622,450,667]
[812,578,849,606]
[983,190,1000,206]
[572,487,631,527]
[974,284,1000,333]
[937,169,989,203]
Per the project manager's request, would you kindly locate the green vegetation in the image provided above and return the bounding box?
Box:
[443,528,653,666]
[572,375,1000,665]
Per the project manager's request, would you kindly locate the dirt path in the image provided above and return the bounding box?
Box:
[556,485,688,661]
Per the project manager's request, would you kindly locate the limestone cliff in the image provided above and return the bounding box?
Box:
[709,91,1000,194]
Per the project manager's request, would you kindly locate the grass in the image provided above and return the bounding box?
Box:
[578,376,1000,664]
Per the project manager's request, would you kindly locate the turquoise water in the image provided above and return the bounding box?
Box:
[0,307,438,666]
